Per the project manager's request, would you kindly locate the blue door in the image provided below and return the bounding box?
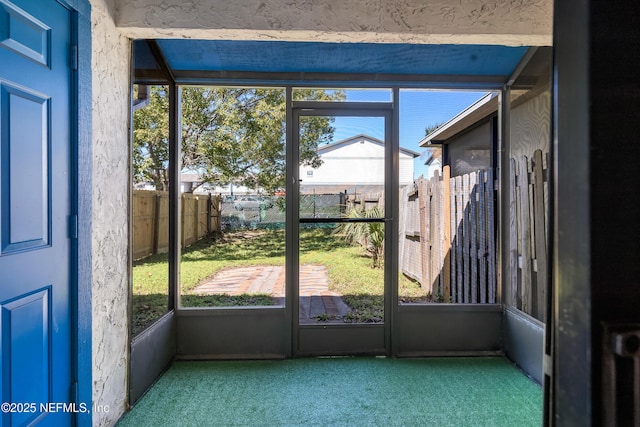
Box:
[0,0,73,425]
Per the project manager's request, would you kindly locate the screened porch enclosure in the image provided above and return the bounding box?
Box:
[129,39,551,412]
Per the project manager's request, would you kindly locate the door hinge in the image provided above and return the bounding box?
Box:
[71,45,78,70]
[69,215,78,239]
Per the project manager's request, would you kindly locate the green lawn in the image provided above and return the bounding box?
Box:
[132,228,427,335]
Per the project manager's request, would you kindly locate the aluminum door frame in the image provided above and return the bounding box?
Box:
[288,99,396,356]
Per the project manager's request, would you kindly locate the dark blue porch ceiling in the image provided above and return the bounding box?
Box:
[134,39,530,86]
[158,40,526,75]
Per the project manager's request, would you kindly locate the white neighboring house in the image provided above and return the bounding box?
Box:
[149,135,419,196]
[181,172,203,193]
[182,173,255,195]
[419,147,443,179]
[299,134,419,194]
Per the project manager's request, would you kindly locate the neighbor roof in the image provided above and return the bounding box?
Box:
[318,134,420,158]
[418,92,499,146]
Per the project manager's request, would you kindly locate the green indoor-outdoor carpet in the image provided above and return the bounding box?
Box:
[117,357,542,427]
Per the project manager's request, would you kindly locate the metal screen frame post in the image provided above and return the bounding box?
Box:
[498,87,511,306]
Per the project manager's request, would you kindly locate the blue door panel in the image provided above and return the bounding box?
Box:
[1,82,50,253]
[0,0,72,425]
[0,0,50,67]
[1,288,50,426]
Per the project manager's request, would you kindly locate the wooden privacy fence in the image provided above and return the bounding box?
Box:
[399,167,496,303]
[509,149,549,320]
[133,190,221,260]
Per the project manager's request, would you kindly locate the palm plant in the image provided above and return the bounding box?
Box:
[334,205,385,268]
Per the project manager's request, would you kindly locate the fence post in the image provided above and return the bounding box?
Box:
[442,166,452,302]
[469,172,478,303]
[455,176,463,302]
[486,168,497,304]
[193,196,199,240]
[181,194,186,248]
[398,186,407,278]
[419,179,428,290]
[152,192,161,255]
[509,159,519,308]
[214,195,221,233]
[462,174,471,303]
[478,170,487,303]
[207,194,212,235]
[217,195,221,232]
[532,149,548,320]
[517,156,532,314]
[450,175,458,302]
[432,170,442,297]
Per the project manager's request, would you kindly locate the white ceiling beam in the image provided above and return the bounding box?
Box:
[115,0,552,46]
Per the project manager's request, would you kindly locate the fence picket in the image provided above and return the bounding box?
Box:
[509,159,518,308]
[442,166,452,302]
[419,179,429,289]
[462,174,471,302]
[193,197,199,243]
[532,149,548,320]
[455,176,464,303]
[450,176,457,302]
[486,168,496,304]
[398,186,407,274]
[517,156,532,313]
[469,172,478,303]
[478,170,487,303]
[180,195,187,248]
[433,170,442,296]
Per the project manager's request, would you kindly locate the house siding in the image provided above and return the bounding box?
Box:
[446,121,493,177]
[90,1,131,425]
[506,87,551,313]
[399,157,414,185]
[510,89,551,159]
[301,138,415,188]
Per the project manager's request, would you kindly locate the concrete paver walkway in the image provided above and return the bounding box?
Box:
[194,265,351,323]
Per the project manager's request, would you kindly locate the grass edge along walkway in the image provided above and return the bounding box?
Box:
[117,357,542,427]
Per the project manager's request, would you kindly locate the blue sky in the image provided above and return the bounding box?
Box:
[330,89,487,178]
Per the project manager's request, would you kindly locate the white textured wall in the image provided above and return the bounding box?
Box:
[115,0,552,46]
[90,0,131,426]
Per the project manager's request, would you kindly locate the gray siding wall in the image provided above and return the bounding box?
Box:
[446,121,492,177]
[511,89,551,160]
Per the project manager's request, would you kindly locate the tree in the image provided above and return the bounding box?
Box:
[133,85,170,190]
[424,121,445,137]
[133,86,344,193]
